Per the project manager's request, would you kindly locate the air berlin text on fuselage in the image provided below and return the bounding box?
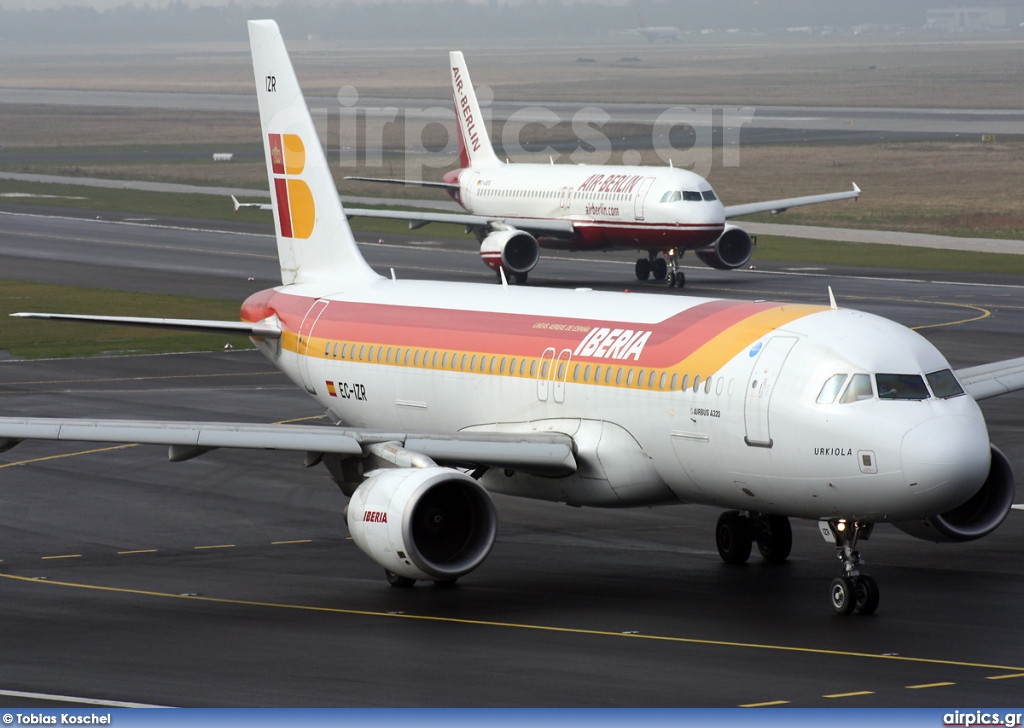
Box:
[364,510,388,523]
[452,67,481,153]
[573,327,653,361]
[578,173,645,194]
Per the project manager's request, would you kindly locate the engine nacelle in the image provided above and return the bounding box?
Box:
[347,466,498,582]
[695,224,754,270]
[479,228,539,275]
[892,446,1015,543]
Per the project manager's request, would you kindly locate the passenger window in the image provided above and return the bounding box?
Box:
[541,360,549,378]
[441,352,448,368]
[530,360,537,377]
[556,362,565,379]
[332,342,339,358]
[681,374,689,391]
[500,357,507,374]
[324,342,331,356]
[431,351,439,368]
[816,374,848,404]
[470,354,477,371]
[510,357,517,374]
[626,369,635,386]
[670,373,678,390]
[876,373,930,400]
[616,368,623,385]
[521,359,528,376]
[704,376,713,394]
[359,345,366,361]
[840,373,873,403]
[692,375,701,392]
[386,347,393,363]
[367,346,375,362]
[341,343,348,359]
[594,365,601,383]
[413,350,420,366]
[637,369,645,388]
[648,371,657,389]
[460,353,467,370]
[927,369,965,399]
[573,364,580,381]
[481,355,489,372]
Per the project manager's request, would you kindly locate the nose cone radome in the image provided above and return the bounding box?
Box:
[901,415,990,511]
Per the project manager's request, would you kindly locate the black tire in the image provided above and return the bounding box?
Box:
[854,574,880,615]
[635,258,651,280]
[756,515,793,563]
[675,270,685,288]
[385,569,415,588]
[716,510,752,564]
[652,257,668,281]
[665,272,676,288]
[830,576,857,615]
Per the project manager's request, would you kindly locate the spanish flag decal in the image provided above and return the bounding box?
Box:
[269,133,315,239]
[326,381,338,397]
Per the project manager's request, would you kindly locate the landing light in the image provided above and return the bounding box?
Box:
[836,520,847,532]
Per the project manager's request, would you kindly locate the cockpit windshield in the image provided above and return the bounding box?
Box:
[660,190,711,203]
[816,369,963,403]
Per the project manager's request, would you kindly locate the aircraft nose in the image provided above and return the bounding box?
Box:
[901,415,990,508]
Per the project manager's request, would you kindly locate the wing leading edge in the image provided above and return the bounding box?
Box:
[0,418,577,476]
[955,356,1024,401]
[723,183,861,219]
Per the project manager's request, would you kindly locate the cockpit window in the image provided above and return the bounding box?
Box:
[682,191,703,201]
[816,373,848,404]
[660,191,681,203]
[876,373,930,400]
[926,369,965,399]
[702,190,717,201]
[839,373,873,404]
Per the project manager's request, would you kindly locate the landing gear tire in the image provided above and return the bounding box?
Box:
[716,510,752,565]
[635,258,651,281]
[854,574,879,615]
[755,515,792,563]
[652,257,668,281]
[830,576,857,615]
[666,270,685,288]
[385,569,415,588]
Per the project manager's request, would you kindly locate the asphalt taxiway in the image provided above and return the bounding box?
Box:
[1,208,1023,707]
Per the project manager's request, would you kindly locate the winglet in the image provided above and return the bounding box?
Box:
[828,286,837,310]
[248,19,380,286]
[450,51,502,169]
[231,195,241,215]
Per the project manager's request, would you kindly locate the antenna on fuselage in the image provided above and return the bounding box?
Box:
[828,286,838,310]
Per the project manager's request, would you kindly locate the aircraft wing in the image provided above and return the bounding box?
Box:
[723,184,861,219]
[0,418,577,475]
[345,207,576,237]
[955,356,1024,401]
[11,313,281,338]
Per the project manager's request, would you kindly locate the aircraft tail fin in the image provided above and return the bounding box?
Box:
[248,19,380,286]
[450,51,502,170]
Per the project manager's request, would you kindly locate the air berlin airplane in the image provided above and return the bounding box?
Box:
[342,51,860,285]
[4,20,1021,615]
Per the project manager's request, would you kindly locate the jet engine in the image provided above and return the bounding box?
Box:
[695,224,754,270]
[479,228,540,280]
[347,466,498,582]
[892,446,1016,542]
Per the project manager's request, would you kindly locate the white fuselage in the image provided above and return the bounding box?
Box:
[244,278,991,523]
[453,164,726,251]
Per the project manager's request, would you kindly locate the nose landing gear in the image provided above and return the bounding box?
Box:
[820,519,879,616]
[635,250,686,287]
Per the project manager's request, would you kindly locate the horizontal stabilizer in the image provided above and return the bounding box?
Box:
[11,313,281,338]
[344,176,460,190]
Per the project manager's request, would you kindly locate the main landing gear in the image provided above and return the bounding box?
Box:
[634,250,685,288]
[821,519,879,616]
[715,511,793,565]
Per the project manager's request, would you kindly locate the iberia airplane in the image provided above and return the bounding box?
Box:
[339,50,859,285]
[3,20,1022,615]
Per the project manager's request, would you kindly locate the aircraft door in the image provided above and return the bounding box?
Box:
[743,336,798,448]
[297,299,330,394]
[633,177,657,220]
[461,171,479,213]
[536,347,556,401]
[552,348,572,403]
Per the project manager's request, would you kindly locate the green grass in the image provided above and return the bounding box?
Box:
[753,235,1024,275]
[0,178,469,238]
[0,281,254,359]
